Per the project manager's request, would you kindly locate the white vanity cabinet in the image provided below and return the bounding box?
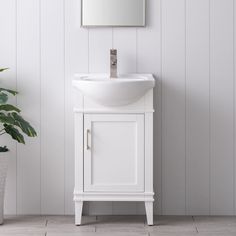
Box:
[73,74,155,226]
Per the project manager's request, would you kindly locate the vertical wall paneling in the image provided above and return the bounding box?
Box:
[0,0,17,214]
[41,0,65,214]
[113,28,137,73]
[137,0,162,215]
[112,27,137,215]
[16,0,41,214]
[185,0,210,215]
[88,29,112,73]
[162,0,186,215]
[65,0,89,215]
[88,28,113,215]
[210,0,234,215]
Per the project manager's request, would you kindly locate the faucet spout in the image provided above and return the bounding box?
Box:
[110,49,117,78]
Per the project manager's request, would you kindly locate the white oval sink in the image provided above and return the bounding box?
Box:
[73,74,155,107]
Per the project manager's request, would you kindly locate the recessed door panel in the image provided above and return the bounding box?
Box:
[84,114,144,192]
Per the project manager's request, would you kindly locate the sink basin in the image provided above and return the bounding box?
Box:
[73,74,155,107]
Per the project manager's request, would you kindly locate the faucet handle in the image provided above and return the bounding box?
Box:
[110,49,117,55]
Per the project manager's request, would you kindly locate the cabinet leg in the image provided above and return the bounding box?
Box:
[75,201,83,226]
[145,201,153,226]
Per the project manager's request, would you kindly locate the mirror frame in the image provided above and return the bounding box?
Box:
[81,0,146,27]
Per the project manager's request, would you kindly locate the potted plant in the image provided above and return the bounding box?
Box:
[0,68,37,224]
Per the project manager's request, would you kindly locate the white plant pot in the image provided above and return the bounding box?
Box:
[0,153,8,225]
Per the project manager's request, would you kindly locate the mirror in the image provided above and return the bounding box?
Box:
[81,0,146,27]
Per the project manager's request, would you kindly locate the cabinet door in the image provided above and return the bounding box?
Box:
[84,114,144,192]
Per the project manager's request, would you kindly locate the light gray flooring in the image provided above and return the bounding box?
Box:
[1,215,236,235]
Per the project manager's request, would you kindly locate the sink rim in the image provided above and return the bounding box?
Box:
[73,73,155,83]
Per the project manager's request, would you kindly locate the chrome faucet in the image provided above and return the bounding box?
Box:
[110,49,117,78]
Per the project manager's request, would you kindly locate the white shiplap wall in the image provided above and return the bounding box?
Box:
[0,0,236,215]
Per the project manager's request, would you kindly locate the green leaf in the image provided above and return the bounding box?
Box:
[0,68,9,72]
[0,146,8,152]
[0,93,8,104]
[10,113,37,137]
[0,112,37,139]
[0,104,21,112]
[4,124,25,144]
[0,112,15,125]
[0,88,18,96]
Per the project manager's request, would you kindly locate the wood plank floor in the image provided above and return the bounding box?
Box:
[1,216,236,235]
